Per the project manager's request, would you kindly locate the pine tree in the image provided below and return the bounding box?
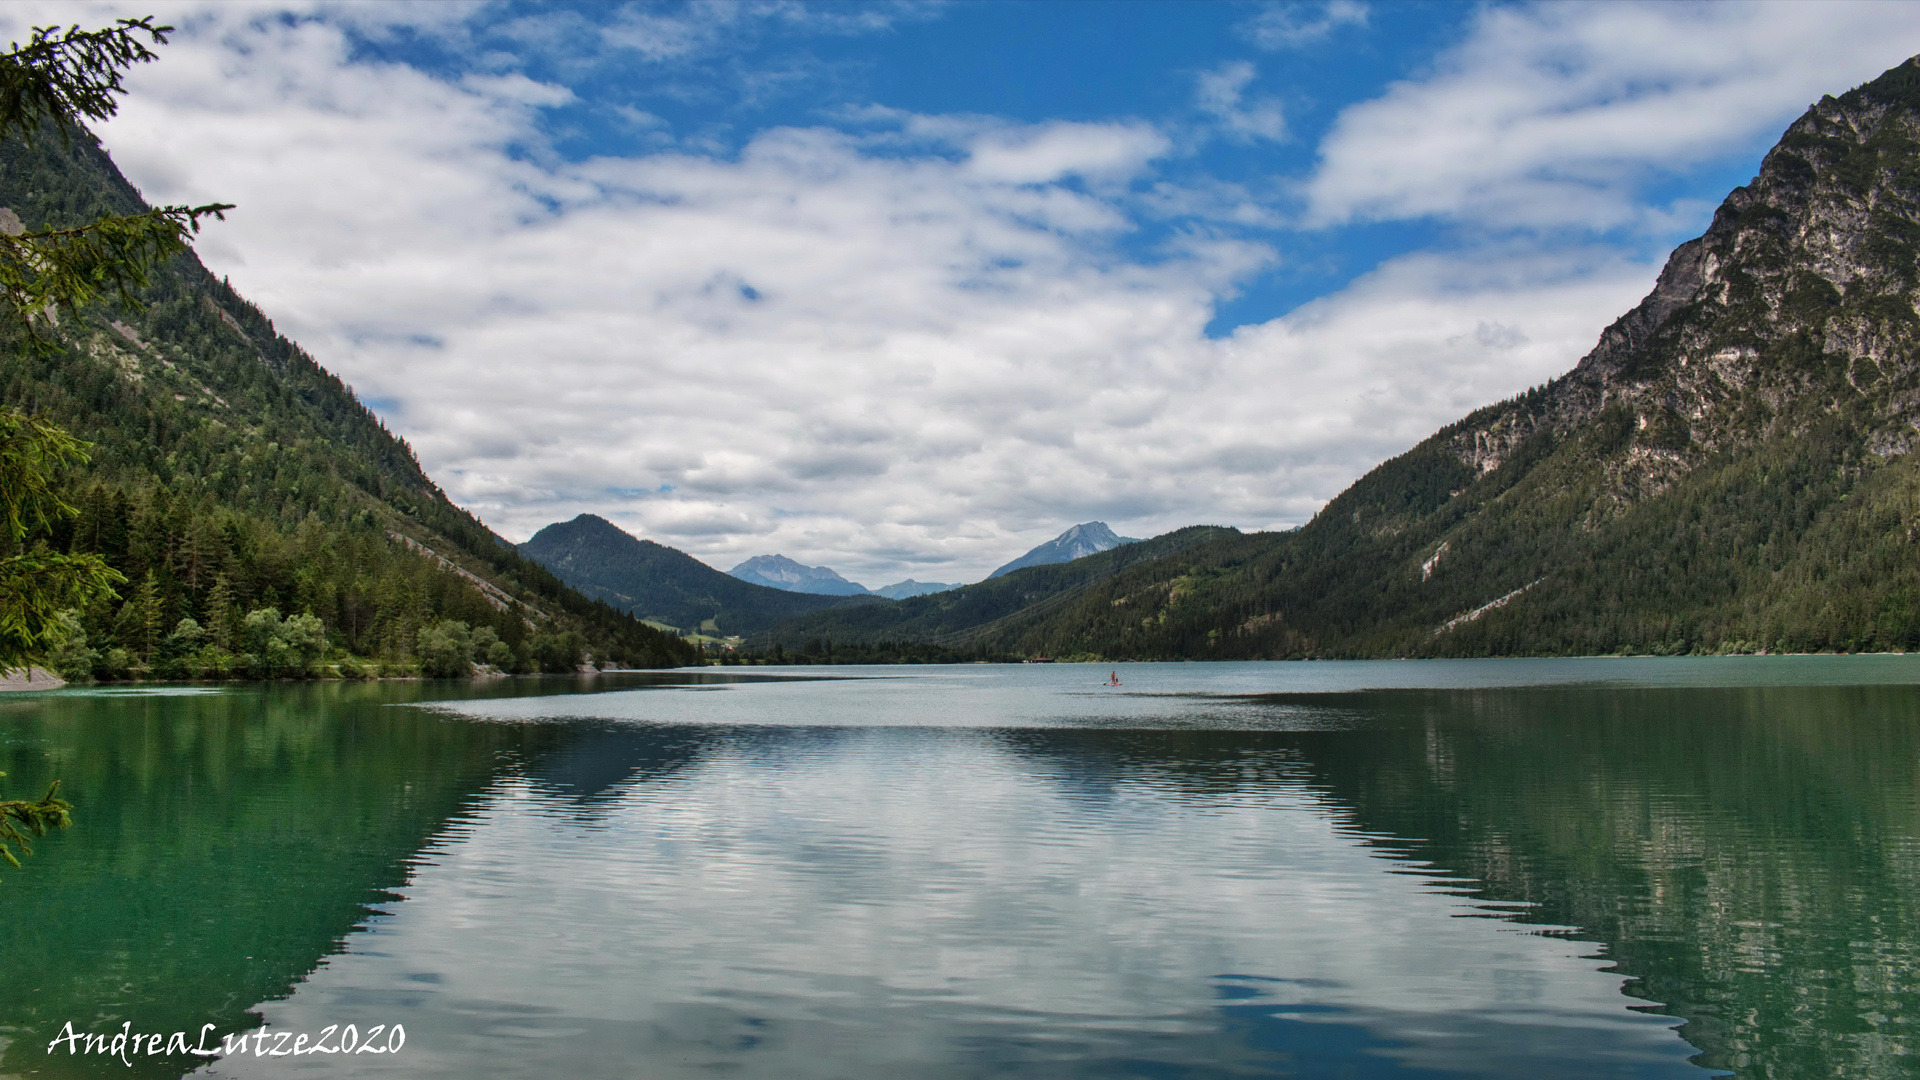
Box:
[0,18,230,674]
[204,572,235,652]
[132,569,161,662]
[0,16,229,871]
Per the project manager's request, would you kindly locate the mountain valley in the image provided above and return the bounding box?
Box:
[757,56,1920,661]
[1,126,696,677]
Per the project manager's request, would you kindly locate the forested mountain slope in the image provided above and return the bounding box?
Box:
[518,514,865,636]
[0,126,696,675]
[761,525,1238,651]
[888,55,1920,661]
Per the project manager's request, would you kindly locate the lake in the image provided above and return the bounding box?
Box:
[5,657,1920,1078]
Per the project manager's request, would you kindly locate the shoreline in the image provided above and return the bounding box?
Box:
[0,666,66,692]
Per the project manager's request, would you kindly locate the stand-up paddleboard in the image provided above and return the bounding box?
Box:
[1106,671,1121,687]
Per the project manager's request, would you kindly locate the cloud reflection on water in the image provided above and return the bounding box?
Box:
[204,670,1709,1078]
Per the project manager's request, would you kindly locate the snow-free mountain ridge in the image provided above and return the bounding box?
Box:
[988,522,1141,579]
[727,555,872,596]
[874,580,961,599]
[518,515,865,635]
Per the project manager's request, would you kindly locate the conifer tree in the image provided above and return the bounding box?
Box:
[204,572,236,651]
[0,16,228,869]
[0,17,230,675]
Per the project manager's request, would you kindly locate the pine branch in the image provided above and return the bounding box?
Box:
[0,202,233,349]
[0,780,72,870]
[0,408,91,543]
[0,18,170,141]
[0,549,124,672]
[0,20,232,346]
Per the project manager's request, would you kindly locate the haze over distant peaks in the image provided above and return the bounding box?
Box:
[874,580,961,600]
[729,554,872,596]
[989,522,1141,579]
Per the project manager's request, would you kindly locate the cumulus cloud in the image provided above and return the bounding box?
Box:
[1305,3,1920,230]
[11,1,1917,586]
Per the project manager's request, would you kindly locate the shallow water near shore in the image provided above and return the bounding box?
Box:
[5,657,1920,1078]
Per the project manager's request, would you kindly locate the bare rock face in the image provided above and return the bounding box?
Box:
[1448,56,1920,500]
[0,666,65,691]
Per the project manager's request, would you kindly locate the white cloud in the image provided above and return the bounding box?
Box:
[964,122,1171,185]
[1195,61,1287,143]
[1306,3,1920,230]
[1240,1,1368,51]
[516,0,938,64]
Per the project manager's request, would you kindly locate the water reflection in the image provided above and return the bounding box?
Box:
[195,722,1699,1078]
[521,724,713,807]
[9,662,1920,1078]
[0,681,554,1080]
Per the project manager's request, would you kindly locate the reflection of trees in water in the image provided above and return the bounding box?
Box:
[520,722,715,808]
[989,726,1317,803]
[1,674,777,1080]
[998,686,1920,1079]
[0,683,564,1080]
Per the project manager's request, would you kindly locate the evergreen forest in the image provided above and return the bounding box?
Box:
[0,120,697,679]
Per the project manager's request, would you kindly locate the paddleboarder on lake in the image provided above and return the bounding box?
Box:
[1107,671,1121,687]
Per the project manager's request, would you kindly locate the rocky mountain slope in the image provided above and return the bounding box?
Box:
[820,55,1920,661]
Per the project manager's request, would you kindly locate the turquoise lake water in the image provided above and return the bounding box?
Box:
[5,657,1920,1077]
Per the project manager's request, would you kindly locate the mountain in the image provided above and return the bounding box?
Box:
[0,126,695,675]
[519,515,871,635]
[928,55,1920,661]
[988,522,1141,579]
[874,579,961,599]
[728,554,872,596]
[757,525,1237,650]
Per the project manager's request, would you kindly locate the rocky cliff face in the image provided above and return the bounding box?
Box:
[1453,57,1920,505]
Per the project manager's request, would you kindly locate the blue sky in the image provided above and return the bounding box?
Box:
[22,1,1920,584]
[349,0,1768,332]
[345,0,1473,332]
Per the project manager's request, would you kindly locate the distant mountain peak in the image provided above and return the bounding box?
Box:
[989,521,1141,579]
[728,554,871,596]
[559,512,631,537]
[875,579,961,600]
[518,520,863,635]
